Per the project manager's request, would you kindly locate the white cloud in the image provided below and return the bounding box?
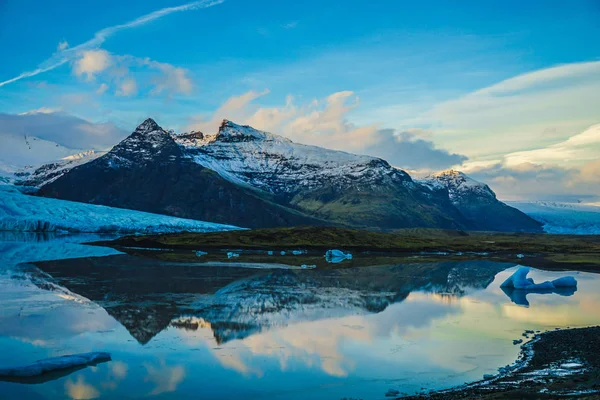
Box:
[187,90,466,170]
[504,124,600,167]
[146,60,194,95]
[96,83,109,95]
[74,50,112,80]
[0,0,225,87]
[427,61,600,160]
[57,40,69,51]
[0,111,127,152]
[116,78,138,97]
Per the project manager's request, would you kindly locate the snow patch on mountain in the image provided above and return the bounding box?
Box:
[14,150,105,188]
[420,170,496,203]
[176,120,411,195]
[0,185,240,233]
[510,201,600,234]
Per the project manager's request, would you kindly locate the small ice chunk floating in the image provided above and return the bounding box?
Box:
[325,249,353,263]
[0,352,111,383]
[500,266,577,290]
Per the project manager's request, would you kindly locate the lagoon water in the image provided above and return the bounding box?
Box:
[1,233,600,399]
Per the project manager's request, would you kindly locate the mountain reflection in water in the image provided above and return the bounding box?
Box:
[24,255,510,344]
[2,240,600,400]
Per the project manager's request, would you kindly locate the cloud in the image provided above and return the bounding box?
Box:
[96,83,109,95]
[462,159,600,202]
[454,123,600,200]
[0,0,225,87]
[57,40,69,51]
[0,111,127,152]
[579,159,600,184]
[74,50,112,80]
[503,124,600,167]
[366,129,467,170]
[428,61,600,160]
[116,78,138,97]
[187,90,466,170]
[69,51,194,97]
[144,60,194,96]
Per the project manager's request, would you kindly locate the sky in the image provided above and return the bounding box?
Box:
[0,0,599,201]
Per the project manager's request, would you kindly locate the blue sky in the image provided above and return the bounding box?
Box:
[1,0,599,200]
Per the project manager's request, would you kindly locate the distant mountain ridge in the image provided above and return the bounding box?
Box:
[420,170,543,232]
[30,118,542,232]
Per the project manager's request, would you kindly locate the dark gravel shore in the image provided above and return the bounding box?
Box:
[401,326,600,399]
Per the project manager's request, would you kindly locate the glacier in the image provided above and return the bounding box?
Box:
[0,185,240,234]
[510,201,600,234]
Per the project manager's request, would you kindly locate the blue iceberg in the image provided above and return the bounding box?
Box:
[500,266,577,307]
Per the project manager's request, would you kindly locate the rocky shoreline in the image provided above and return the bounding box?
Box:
[400,326,600,399]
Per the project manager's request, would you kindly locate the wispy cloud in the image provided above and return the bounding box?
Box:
[0,0,224,87]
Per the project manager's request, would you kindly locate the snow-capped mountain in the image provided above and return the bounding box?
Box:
[37,119,471,230]
[510,201,600,235]
[28,118,542,232]
[15,150,104,188]
[36,119,325,228]
[421,170,542,232]
[178,120,411,197]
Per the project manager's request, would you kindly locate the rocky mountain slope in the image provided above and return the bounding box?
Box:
[36,119,324,228]
[33,118,541,231]
[421,170,542,232]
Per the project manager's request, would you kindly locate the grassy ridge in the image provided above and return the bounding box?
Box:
[95,226,600,270]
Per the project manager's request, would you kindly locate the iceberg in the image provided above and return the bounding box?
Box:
[500,266,577,290]
[500,267,577,307]
[280,251,286,255]
[301,264,316,269]
[0,352,111,382]
[325,249,353,263]
[195,250,208,257]
[292,250,304,255]
[227,252,240,258]
[267,251,274,255]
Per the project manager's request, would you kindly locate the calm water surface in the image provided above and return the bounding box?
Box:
[1,233,599,400]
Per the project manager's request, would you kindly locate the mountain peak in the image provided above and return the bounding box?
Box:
[216,120,274,142]
[135,118,162,133]
[423,170,496,202]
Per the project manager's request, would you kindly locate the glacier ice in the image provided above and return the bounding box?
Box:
[500,267,576,290]
[325,249,353,263]
[0,185,240,234]
[0,352,111,380]
[510,201,600,235]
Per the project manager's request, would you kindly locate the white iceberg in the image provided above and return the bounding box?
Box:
[227,252,240,258]
[500,266,577,290]
[325,249,353,263]
[0,352,111,379]
[292,250,304,255]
